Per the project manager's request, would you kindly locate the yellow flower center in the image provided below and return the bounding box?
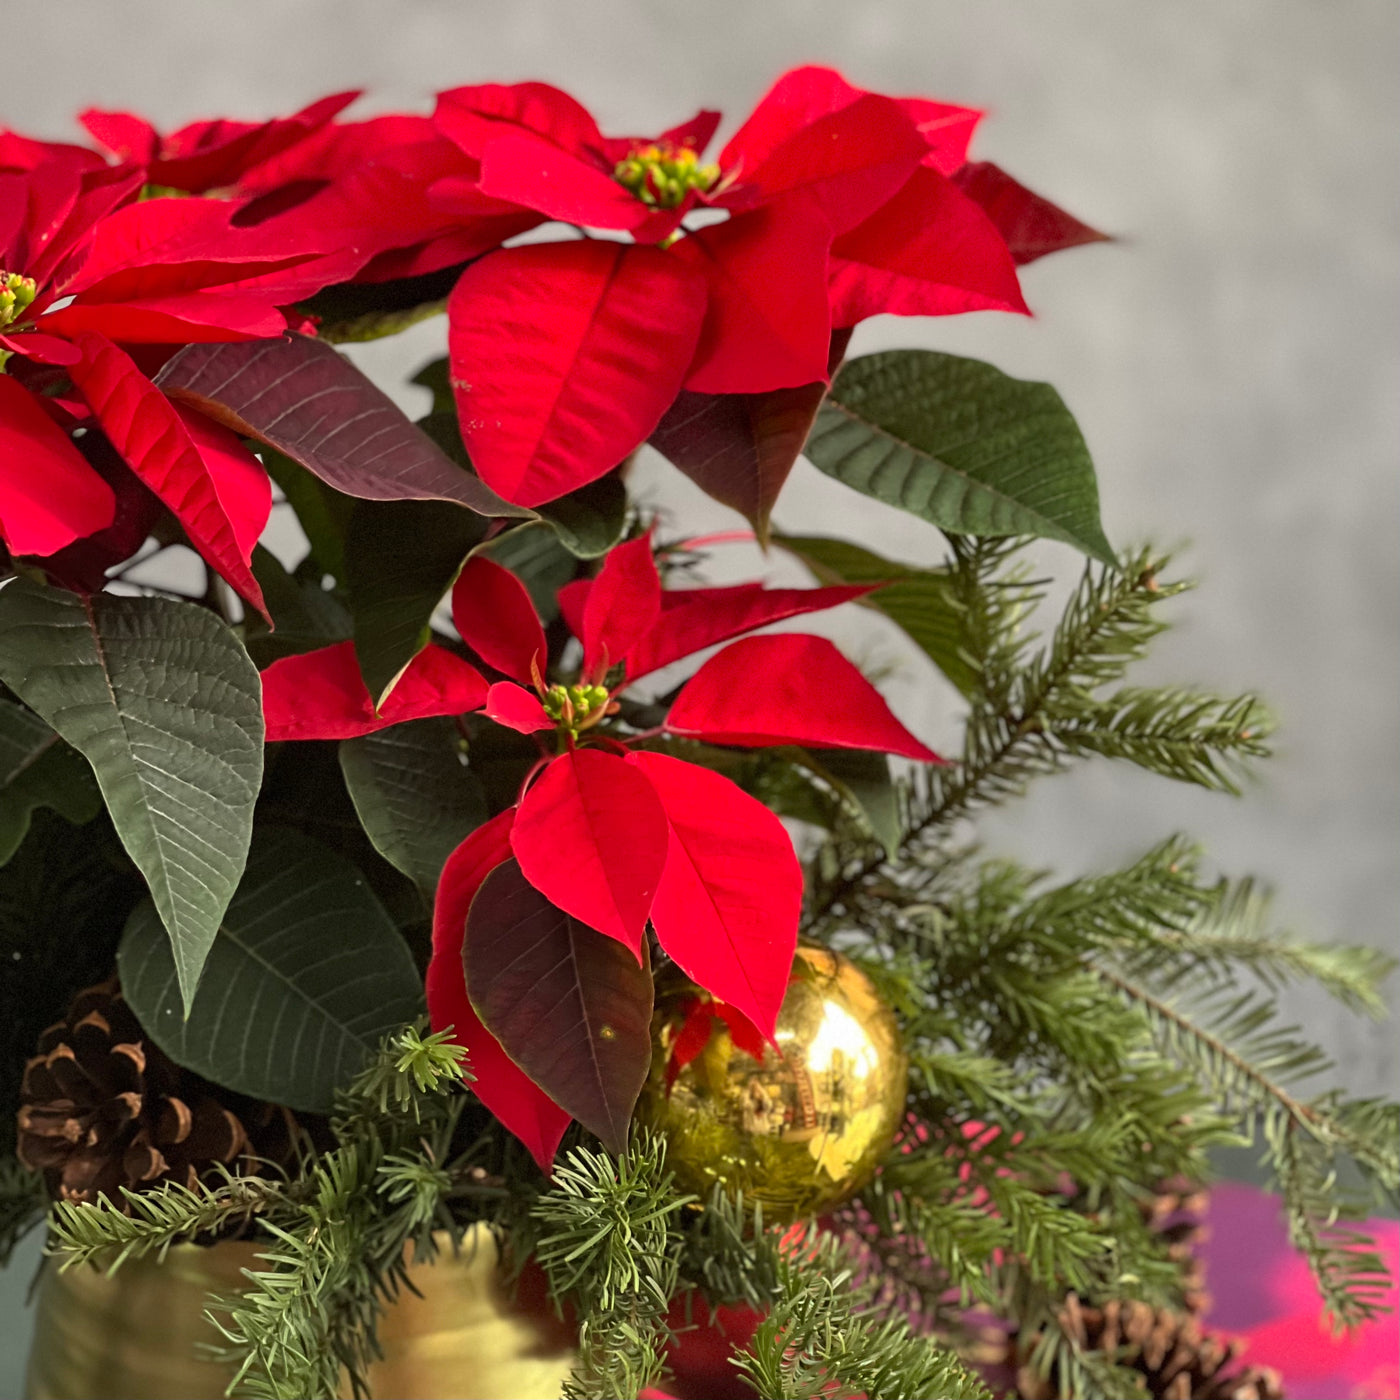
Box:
[542,683,613,736]
[0,272,37,331]
[613,142,720,209]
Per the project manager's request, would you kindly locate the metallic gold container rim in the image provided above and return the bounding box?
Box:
[25,1225,578,1400]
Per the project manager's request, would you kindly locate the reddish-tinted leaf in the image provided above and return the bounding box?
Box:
[465,858,653,1154]
[0,377,114,556]
[624,580,877,682]
[628,752,799,1042]
[953,161,1110,265]
[511,748,668,952]
[155,334,526,518]
[581,533,660,681]
[261,640,487,741]
[665,633,942,762]
[426,810,571,1170]
[447,241,707,507]
[673,201,833,396]
[649,382,826,541]
[450,555,548,684]
[829,166,1028,328]
[484,681,552,734]
[650,329,852,539]
[66,333,266,615]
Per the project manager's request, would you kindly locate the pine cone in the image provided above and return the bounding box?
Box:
[1013,1294,1285,1400]
[15,979,299,1206]
[1144,1176,1213,1315]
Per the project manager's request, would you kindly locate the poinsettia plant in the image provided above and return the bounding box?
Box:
[1,67,1108,1179]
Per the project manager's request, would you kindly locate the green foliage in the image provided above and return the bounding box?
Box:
[343,496,489,702]
[774,531,975,695]
[118,831,424,1112]
[0,698,100,865]
[243,545,352,667]
[807,350,1114,562]
[534,472,630,559]
[0,1158,45,1267]
[0,582,264,1012]
[339,717,488,893]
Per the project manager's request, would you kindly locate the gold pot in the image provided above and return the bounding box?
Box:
[24,1226,578,1400]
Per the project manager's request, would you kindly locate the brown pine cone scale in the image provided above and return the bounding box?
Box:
[16,979,290,1208]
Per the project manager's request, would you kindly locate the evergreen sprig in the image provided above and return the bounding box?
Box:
[0,1158,45,1268]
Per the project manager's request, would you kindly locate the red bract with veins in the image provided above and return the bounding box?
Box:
[257,532,941,1165]
[0,152,352,612]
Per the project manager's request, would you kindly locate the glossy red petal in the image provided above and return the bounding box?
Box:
[582,533,661,681]
[720,66,868,172]
[39,295,287,344]
[953,161,1111,266]
[447,241,707,506]
[511,748,668,953]
[484,681,553,734]
[0,377,115,556]
[65,332,266,616]
[426,810,572,1171]
[434,82,604,161]
[828,165,1029,328]
[625,581,877,682]
[665,633,942,762]
[171,404,272,564]
[79,109,161,164]
[723,92,924,237]
[557,578,591,643]
[628,752,799,1043]
[476,132,649,230]
[0,331,81,366]
[674,201,833,396]
[261,640,488,741]
[450,555,548,684]
[899,98,983,174]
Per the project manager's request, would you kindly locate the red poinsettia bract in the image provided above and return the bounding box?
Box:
[0,151,347,609]
[258,535,940,1166]
[425,66,1075,508]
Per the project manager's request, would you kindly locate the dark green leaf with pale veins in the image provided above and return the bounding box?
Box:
[807,350,1114,563]
[0,699,100,864]
[339,717,489,894]
[0,582,262,1010]
[118,830,423,1111]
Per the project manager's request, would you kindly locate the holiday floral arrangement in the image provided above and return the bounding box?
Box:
[1,69,1395,1400]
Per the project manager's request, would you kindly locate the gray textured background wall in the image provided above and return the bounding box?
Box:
[2,1,1395,1388]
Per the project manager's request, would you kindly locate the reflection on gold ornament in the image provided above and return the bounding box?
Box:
[25,1226,576,1400]
[637,944,909,1221]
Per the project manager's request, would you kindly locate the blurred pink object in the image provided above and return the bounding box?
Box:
[1203,1182,1399,1400]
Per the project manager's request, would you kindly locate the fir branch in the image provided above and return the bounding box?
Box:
[0,1159,46,1267]
[48,1170,285,1273]
[531,1135,690,1400]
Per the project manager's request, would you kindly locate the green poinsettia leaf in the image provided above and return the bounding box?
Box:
[797,748,905,859]
[418,409,624,560]
[339,717,489,894]
[261,447,355,584]
[243,545,352,668]
[774,532,975,697]
[807,350,1114,564]
[118,830,424,1112]
[477,523,579,625]
[534,472,628,558]
[344,497,488,704]
[0,698,101,865]
[0,582,262,1012]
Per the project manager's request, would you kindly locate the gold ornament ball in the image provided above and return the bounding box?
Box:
[637,944,909,1221]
